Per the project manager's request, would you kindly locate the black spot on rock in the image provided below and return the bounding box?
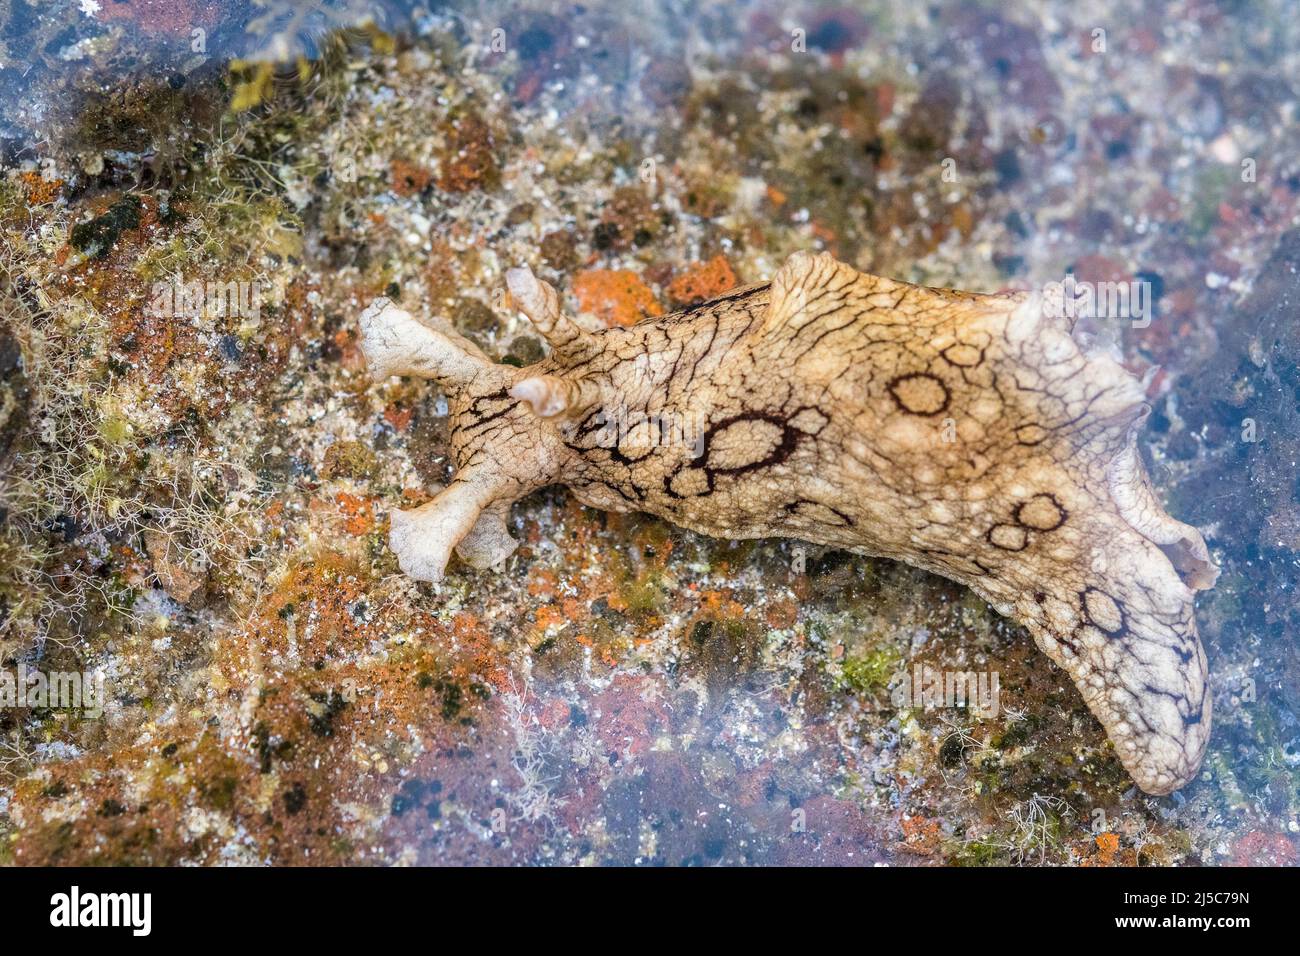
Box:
[284,783,307,815]
[70,196,142,259]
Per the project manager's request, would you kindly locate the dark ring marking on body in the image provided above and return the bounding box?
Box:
[662,410,805,499]
[887,372,950,416]
[1013,492,1067,532]
[985,522,1028,551]
[701,410,802,477]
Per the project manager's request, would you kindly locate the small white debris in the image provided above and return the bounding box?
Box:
[1208,133,1240,164]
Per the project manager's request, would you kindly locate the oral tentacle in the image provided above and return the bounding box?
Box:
[387,470,511,583]
[359,298,506,391]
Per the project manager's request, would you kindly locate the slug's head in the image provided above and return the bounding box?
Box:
[356,272,601,582]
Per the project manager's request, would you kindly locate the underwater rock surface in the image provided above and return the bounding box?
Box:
[0,0,1297,865]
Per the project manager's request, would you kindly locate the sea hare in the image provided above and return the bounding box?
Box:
[358,251,1217,795]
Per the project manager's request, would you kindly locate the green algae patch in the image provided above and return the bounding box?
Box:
[841,646,903,693]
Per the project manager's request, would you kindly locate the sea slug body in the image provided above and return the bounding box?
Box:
[358,251,1217,796]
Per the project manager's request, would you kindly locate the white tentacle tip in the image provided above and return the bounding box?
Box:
[358,297,412,381]
[359,297,402,344]
[505,266,545,313]
[509,375,568,417]
[505,264,537,294]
